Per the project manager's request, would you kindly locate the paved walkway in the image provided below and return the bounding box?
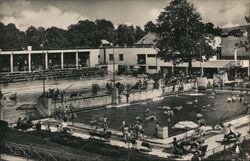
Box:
[32,114,249,160]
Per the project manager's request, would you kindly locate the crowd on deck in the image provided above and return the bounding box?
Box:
[120,120,145,142]
[41,88,65,100]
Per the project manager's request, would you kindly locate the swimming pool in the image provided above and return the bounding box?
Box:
[74,91,249,136]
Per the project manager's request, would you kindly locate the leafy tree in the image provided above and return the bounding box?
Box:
[135,26,145,42]
[106,82,113,95]
[117,24,136,46]
[95,19,116,43]
[0,23,25,50]
[204,22,222,36]
[92,83,100,95]
[144,21,157,33]
[67,20,99,47]
[45,27,69,49]
[25,26,46,49]
[245,16,250,51]
[155,0,216,73]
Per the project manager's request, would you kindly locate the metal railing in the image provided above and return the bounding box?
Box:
[4,141,98,161]
[202,134,250,159]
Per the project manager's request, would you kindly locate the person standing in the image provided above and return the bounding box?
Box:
[103,115,108,128]
[155,122,160,137]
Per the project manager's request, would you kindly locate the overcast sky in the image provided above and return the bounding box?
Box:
[0,0,249,31]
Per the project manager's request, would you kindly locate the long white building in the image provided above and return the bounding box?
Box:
[0,33,249,77]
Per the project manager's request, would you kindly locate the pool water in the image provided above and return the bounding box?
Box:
[75,92,249,136]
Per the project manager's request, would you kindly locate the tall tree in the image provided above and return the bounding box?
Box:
[245,16,250,51]
[116,24,136,46]
[144,21,156,33]
[155,0,216,73]
[95,19,116,43]
[135,26,145,42]
[25,26,45,49]
[67,20,100,47]
[0,23,25,50]
[46,27,69,49]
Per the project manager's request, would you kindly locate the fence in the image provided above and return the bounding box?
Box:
[4,141,97,161]
[3,141,129,161]
[202,134,250,159]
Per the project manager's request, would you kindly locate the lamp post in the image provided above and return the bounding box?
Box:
[0,85,3,120]
[112,44,116,88]
[234,45,238,79]
[40,43,46,95]
[197,42,203,77]
[111,42,119,105]
[200,48,203,77]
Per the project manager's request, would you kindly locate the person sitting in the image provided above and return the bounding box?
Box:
[189,138,200,153]
[36,121,42,131]
[224,124,237,141]
[198,133,206,144]
[20,117,28,130]
[61,119,72,134]
[16,117,22,129]
[172,137,183,155]
[123,124,129,139]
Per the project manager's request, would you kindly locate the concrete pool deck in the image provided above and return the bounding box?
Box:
[28,113,249,160]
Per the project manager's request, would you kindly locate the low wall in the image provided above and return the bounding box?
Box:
[56,95,111,109]
[37,95,112,116]
[36,82,194,116]
[162,83,194,95]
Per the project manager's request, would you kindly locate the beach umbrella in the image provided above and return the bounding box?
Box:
[173,121,199,129]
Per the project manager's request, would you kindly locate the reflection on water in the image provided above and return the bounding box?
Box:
[75,92,249,136]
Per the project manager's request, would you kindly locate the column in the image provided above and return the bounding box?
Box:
[201,67,204,76]
[28,53,31,72]
[61,52,64,69]
[171,65,174,74]
[10,52,13,72]
[76,51,79,68]
[45,52,48,70]
[186,67,188,75]
[248,62,250,76]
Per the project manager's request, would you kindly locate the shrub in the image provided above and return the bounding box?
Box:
[106,82,113,95]
[92,83,100,95]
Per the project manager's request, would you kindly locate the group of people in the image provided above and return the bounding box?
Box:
[54,104,77,121]
[56,118,72,134]
[16,117,31,130]
[41,88,65,101]
[172,132,207,156]
[217,123,240,142]
[120,120,144,142]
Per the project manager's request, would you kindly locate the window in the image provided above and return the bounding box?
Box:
[137,54,146,64]
[109,54,113,61]
[147,54,155,58]
[148,66,157,69]
[119,54,124,61]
